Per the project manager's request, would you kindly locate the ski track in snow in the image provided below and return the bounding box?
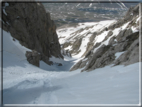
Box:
[2,29,80,104]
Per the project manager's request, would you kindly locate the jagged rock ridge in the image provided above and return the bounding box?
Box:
[2,2,63,66]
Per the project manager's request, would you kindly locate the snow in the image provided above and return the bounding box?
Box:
[89,20,116,33]
[3,53,140,104]
[79,29,88,35]
[121,22,130,30]
[94,31,109,43]
[120,2,128,9]
[130,13,133,16]
[131,26,139,33]
[136,16,141,23]
[57,27,81,44]
[73,34,91,58]
[5,3,9,7]
[103,34,113,45]
[2,19,140,105]
[51,63,139,104]
[117,3,124,9]
[3,30,31,59]
[117,2,127,10]
[57,20,116,57]
[76,3,80,7]
[57,20,116,45]
[3,9,7,16]
[89,3,92,7]
[64,45,72,51]
[82,58,88,61]
[115,51,125,59]
[113,27,121,36]
[3,3,9,16]
[92,20,133,54]
[93,29,118,53]
[57,19,137,60]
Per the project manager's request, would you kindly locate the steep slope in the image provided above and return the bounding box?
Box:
[2,2,63,67]
[57,3,141,72]
[2,2,140,105]
[3,29,139,104]
[2,29,78,104]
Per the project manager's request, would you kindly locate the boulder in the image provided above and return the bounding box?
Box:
[25,50,40,67]
[58,63,62,66]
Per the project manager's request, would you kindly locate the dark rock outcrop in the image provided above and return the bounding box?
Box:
[61,49,72,57]
[26,50,41,67]
[2,2,63,66]
[114,32,139,66]
[70,38,82,54]
[70,3,141,72]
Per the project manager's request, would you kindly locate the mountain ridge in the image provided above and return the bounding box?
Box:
[43,2,138,27]
[56,3,141,72]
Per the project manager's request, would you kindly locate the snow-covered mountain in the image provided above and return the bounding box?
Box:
[1,1,141,105]
[2,29,139,104]
[57,3,141,72]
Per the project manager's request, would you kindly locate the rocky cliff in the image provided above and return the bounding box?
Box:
[58,3,141,72]
[2,2,63,66]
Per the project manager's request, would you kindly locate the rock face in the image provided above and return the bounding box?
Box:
[114,32,139,66]
[61,49,72,57]
[69,3,141,72]
[70,38,82,54]
[2,2,63,66]
[25,50,41,67]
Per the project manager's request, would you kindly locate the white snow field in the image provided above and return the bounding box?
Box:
[2,20,140,105]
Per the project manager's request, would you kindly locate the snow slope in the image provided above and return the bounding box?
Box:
[2,26,140,105]
[57,20,116,58]
[57,20,116,45]
[57,14,140,71]
[2,30,80,104]
[51,63,139,104]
